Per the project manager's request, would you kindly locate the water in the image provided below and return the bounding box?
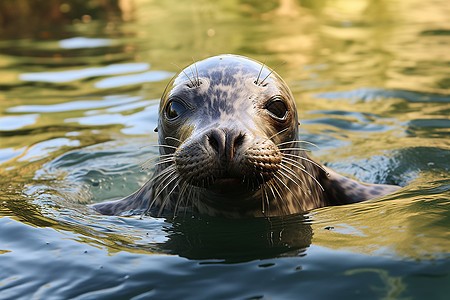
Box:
[1,0,449,299]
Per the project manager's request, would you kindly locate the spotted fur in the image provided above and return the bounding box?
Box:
[92,55,400,218]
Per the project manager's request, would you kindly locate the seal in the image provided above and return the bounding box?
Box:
[92,54,400,218]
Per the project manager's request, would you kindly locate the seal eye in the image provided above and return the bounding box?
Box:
[266,98,288,121]
[165,100,187,120]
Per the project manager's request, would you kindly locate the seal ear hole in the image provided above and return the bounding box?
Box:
[165,100,187,120]
[265,99,288,121]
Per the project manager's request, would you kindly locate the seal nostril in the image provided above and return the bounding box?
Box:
[207,129,245,162]
[234,134,245,150]
[208,134,220,153]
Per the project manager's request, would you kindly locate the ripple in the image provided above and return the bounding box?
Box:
[0,147,26,165]
[7,96,142,113]
[0,114,39,130]
[95,71,174,89]
[18,138,81,162]
[19,63,150,83]
[303,117,395,132]
[408,119,450,129]
[65,103,159,135]
[315,88,450,103]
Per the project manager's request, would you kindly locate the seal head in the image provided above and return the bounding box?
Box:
[161,55,297,204]
[92,54,400,217]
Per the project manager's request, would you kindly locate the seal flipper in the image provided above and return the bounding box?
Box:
[90,184,153,216]
[320,166,400,205]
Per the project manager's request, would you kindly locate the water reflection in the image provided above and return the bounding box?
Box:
[8,96,144,113]
[95,70,173,89]
[163,214,313,262]
[0,114,39,130]
[312,176,450,260]
[59,37,115,49]
[19,63,150,83]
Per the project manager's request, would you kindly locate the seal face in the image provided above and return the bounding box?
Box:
[92,54,400,218]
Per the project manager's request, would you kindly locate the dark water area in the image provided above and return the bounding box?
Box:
[0,0,449,299]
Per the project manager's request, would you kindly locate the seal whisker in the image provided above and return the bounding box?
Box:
[141,167,176,219]
[158,179,181,217]
[189,65,197,87]
[260,174,272,216]
[136,166,177,216]
[262,183,270,216]
[164,136,183,145]
[282,153,329,176]
[189,186,200,215]
[271,177,292,215]
[259,174,267,215]
[259,61,285,86]
[192,57,200,87]
[148,166,176,195]
[174,182,189,217]
[267,178,282,203]
[254,58,266,85]
[139,144,155,151]
[171,62,196,87]
[271,177,284,200]
[140,153,174,165]
[156,144,179,150]
[140,154,174,170]
[182,183,196,218]
[265,179,277,202]
[167,136,209,155]
[142,169,178,216]
[283,160,324,192]
[279,164,306,183]
[278,147,311,152]
[265,127,290,142]
[269,178,282,212]
[141,157,175,171]
[192,187,200,215]
[153,169,178,196]
[140,144,180,151]
[278,167,308,195]
[273,173,302,212]
[276,140,320,150]
[151,165,176,182]
[282,156,305,169]
[273,174,301,214]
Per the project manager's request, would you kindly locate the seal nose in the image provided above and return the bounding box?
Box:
[207,128,245,162]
